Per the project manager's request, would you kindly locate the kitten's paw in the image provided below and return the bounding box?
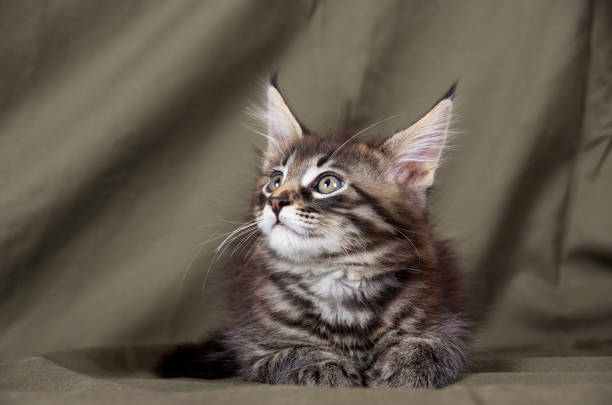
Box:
[366,341,456,388]
[288,360,363,387]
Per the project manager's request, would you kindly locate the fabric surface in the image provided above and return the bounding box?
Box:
[1,347,612,404]
[1,0,611,403]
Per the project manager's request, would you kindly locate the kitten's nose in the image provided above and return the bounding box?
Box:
[269,196,291,217]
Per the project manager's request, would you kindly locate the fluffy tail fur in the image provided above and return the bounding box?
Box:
[156,335,238,379]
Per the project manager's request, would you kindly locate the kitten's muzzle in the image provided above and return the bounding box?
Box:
[269,195,292,217]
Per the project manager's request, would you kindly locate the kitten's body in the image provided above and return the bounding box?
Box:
[159,80,469,388]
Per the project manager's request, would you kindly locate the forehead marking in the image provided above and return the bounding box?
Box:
[316,152,332,167]
[283,152,296,168]
[274,152,296,178]
[282,153,291,166]
[300,154,345,187]
[301,163,321,187]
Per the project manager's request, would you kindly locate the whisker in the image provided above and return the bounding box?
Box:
[180,243,206,292]
[327,114,400,162]
[201,220,259,292]
[319,219,369,263]
[387,223,422,263]
[231,228,261,256]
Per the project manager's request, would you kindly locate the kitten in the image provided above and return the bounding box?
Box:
[158,77,469,388]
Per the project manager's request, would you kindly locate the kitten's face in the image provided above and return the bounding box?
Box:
[255,137,392,262]
[254,81,454,262]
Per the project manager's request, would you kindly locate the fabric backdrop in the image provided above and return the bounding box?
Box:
[1,0,611,403]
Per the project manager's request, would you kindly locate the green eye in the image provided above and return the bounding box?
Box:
[316,175,344,194]
[268,173,283,192]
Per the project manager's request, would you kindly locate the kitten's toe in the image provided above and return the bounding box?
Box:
[291,360,363,387]
[366,341,457,388]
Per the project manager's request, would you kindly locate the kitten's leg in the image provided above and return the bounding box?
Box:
[365,337,466,388]
[246,345,363,387]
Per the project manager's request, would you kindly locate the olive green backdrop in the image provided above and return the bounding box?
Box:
[1,0,611,403]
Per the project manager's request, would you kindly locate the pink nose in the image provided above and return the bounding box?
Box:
[269,196,291,216]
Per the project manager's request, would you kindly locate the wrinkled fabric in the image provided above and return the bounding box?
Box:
[0,347,611,404]
[0,0,611,402]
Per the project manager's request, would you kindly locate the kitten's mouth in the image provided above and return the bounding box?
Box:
[273,221,303,237]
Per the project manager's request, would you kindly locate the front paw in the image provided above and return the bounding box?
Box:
[366,341,452,388]
[287,360,363,388]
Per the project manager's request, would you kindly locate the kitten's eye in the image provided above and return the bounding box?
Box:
[316,175,344,194]
[267,173,283,192]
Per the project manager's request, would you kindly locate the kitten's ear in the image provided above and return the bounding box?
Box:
[263,78,303,167]
[382,84,456,189]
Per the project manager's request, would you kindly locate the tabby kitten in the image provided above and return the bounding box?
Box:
[158,78,469,388]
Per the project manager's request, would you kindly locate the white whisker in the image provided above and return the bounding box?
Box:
[327,114,400,162]
[180,243,206,292]
[201,220,259,292]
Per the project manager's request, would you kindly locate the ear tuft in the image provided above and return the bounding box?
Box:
[382,85,456,189]
[269,71,280,90]
[263,77,304,168]
[439,81,458,102]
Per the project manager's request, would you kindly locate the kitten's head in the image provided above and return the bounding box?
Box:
[253,79,455,262]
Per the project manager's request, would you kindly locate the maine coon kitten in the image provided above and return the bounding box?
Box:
[158,78,469,388]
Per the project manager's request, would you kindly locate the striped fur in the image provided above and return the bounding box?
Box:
[159,81,469,388]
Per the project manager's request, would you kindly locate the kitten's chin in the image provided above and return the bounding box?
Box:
[266,226,326,262]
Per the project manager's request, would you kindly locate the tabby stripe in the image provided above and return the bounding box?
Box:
[266,273,315,310]
[362,269,421,341]
[341,213,386,244]
[350,184,418,238]
[265,268,417,342]
[390,304,417,329]
[327,201,357,210]
[316,152,332,167]
[267,270,301,283]
[340,270,407,311]
[370,269,414,310]
[259,294,377,345]
[297,206,319,214]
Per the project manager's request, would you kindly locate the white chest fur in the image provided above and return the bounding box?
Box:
[304,269,372,326]
[306,270,363,299]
